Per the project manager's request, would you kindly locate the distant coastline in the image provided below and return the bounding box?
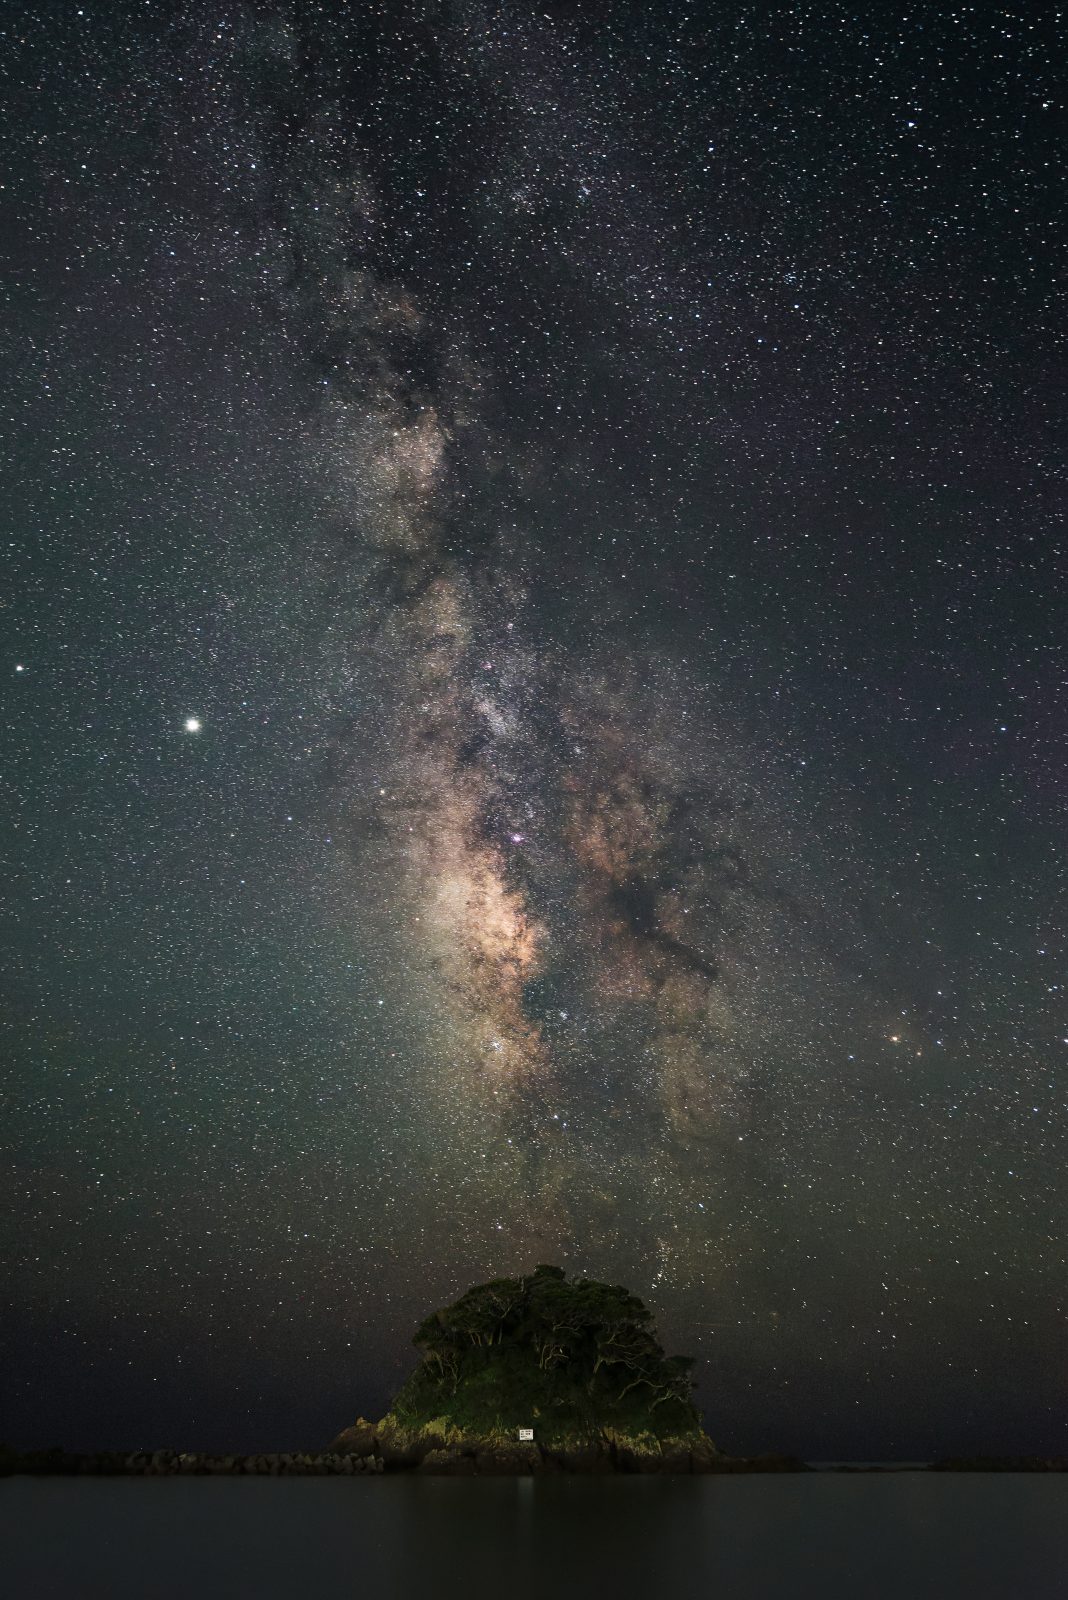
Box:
[2,1445,1065,1478]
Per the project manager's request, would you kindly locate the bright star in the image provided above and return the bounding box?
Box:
[184,717,202,733]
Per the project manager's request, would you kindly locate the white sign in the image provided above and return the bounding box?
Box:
[518,1428,534,1442]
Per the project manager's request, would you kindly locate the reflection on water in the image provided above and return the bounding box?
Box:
[1,1474,1065,1600]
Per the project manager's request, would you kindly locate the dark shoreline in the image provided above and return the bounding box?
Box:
[2,1448,1065,1478]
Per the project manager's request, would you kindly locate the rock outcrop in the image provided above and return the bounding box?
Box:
[325,1411,742,1474]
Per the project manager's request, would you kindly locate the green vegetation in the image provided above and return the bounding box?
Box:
[389,1265,702,1445]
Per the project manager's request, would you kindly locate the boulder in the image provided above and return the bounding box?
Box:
[326,1417,378,1459]
[374,1416,448,1469]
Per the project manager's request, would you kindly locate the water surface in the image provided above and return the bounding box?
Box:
[2,1474,1064,1599]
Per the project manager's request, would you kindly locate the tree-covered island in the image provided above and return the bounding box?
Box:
[330,1265,740,1474]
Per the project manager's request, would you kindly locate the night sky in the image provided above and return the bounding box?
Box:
[2,1,1064,1462]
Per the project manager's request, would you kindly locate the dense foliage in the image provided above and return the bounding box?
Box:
[390,1266,702,1442]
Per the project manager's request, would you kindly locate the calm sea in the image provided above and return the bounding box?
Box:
[1,1474,1064,1599]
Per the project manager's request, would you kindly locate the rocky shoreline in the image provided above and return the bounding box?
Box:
[323,1414,811,1475]
[0,1448,384,1478]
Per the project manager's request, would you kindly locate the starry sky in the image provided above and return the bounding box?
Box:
[1,0,1064,1461]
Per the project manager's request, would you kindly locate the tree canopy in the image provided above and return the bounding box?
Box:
[389,1266,702,1443]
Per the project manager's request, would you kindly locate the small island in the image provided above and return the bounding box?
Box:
[329,1265,804,1475]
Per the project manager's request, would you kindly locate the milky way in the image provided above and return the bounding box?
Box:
[272,109,914,1280]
